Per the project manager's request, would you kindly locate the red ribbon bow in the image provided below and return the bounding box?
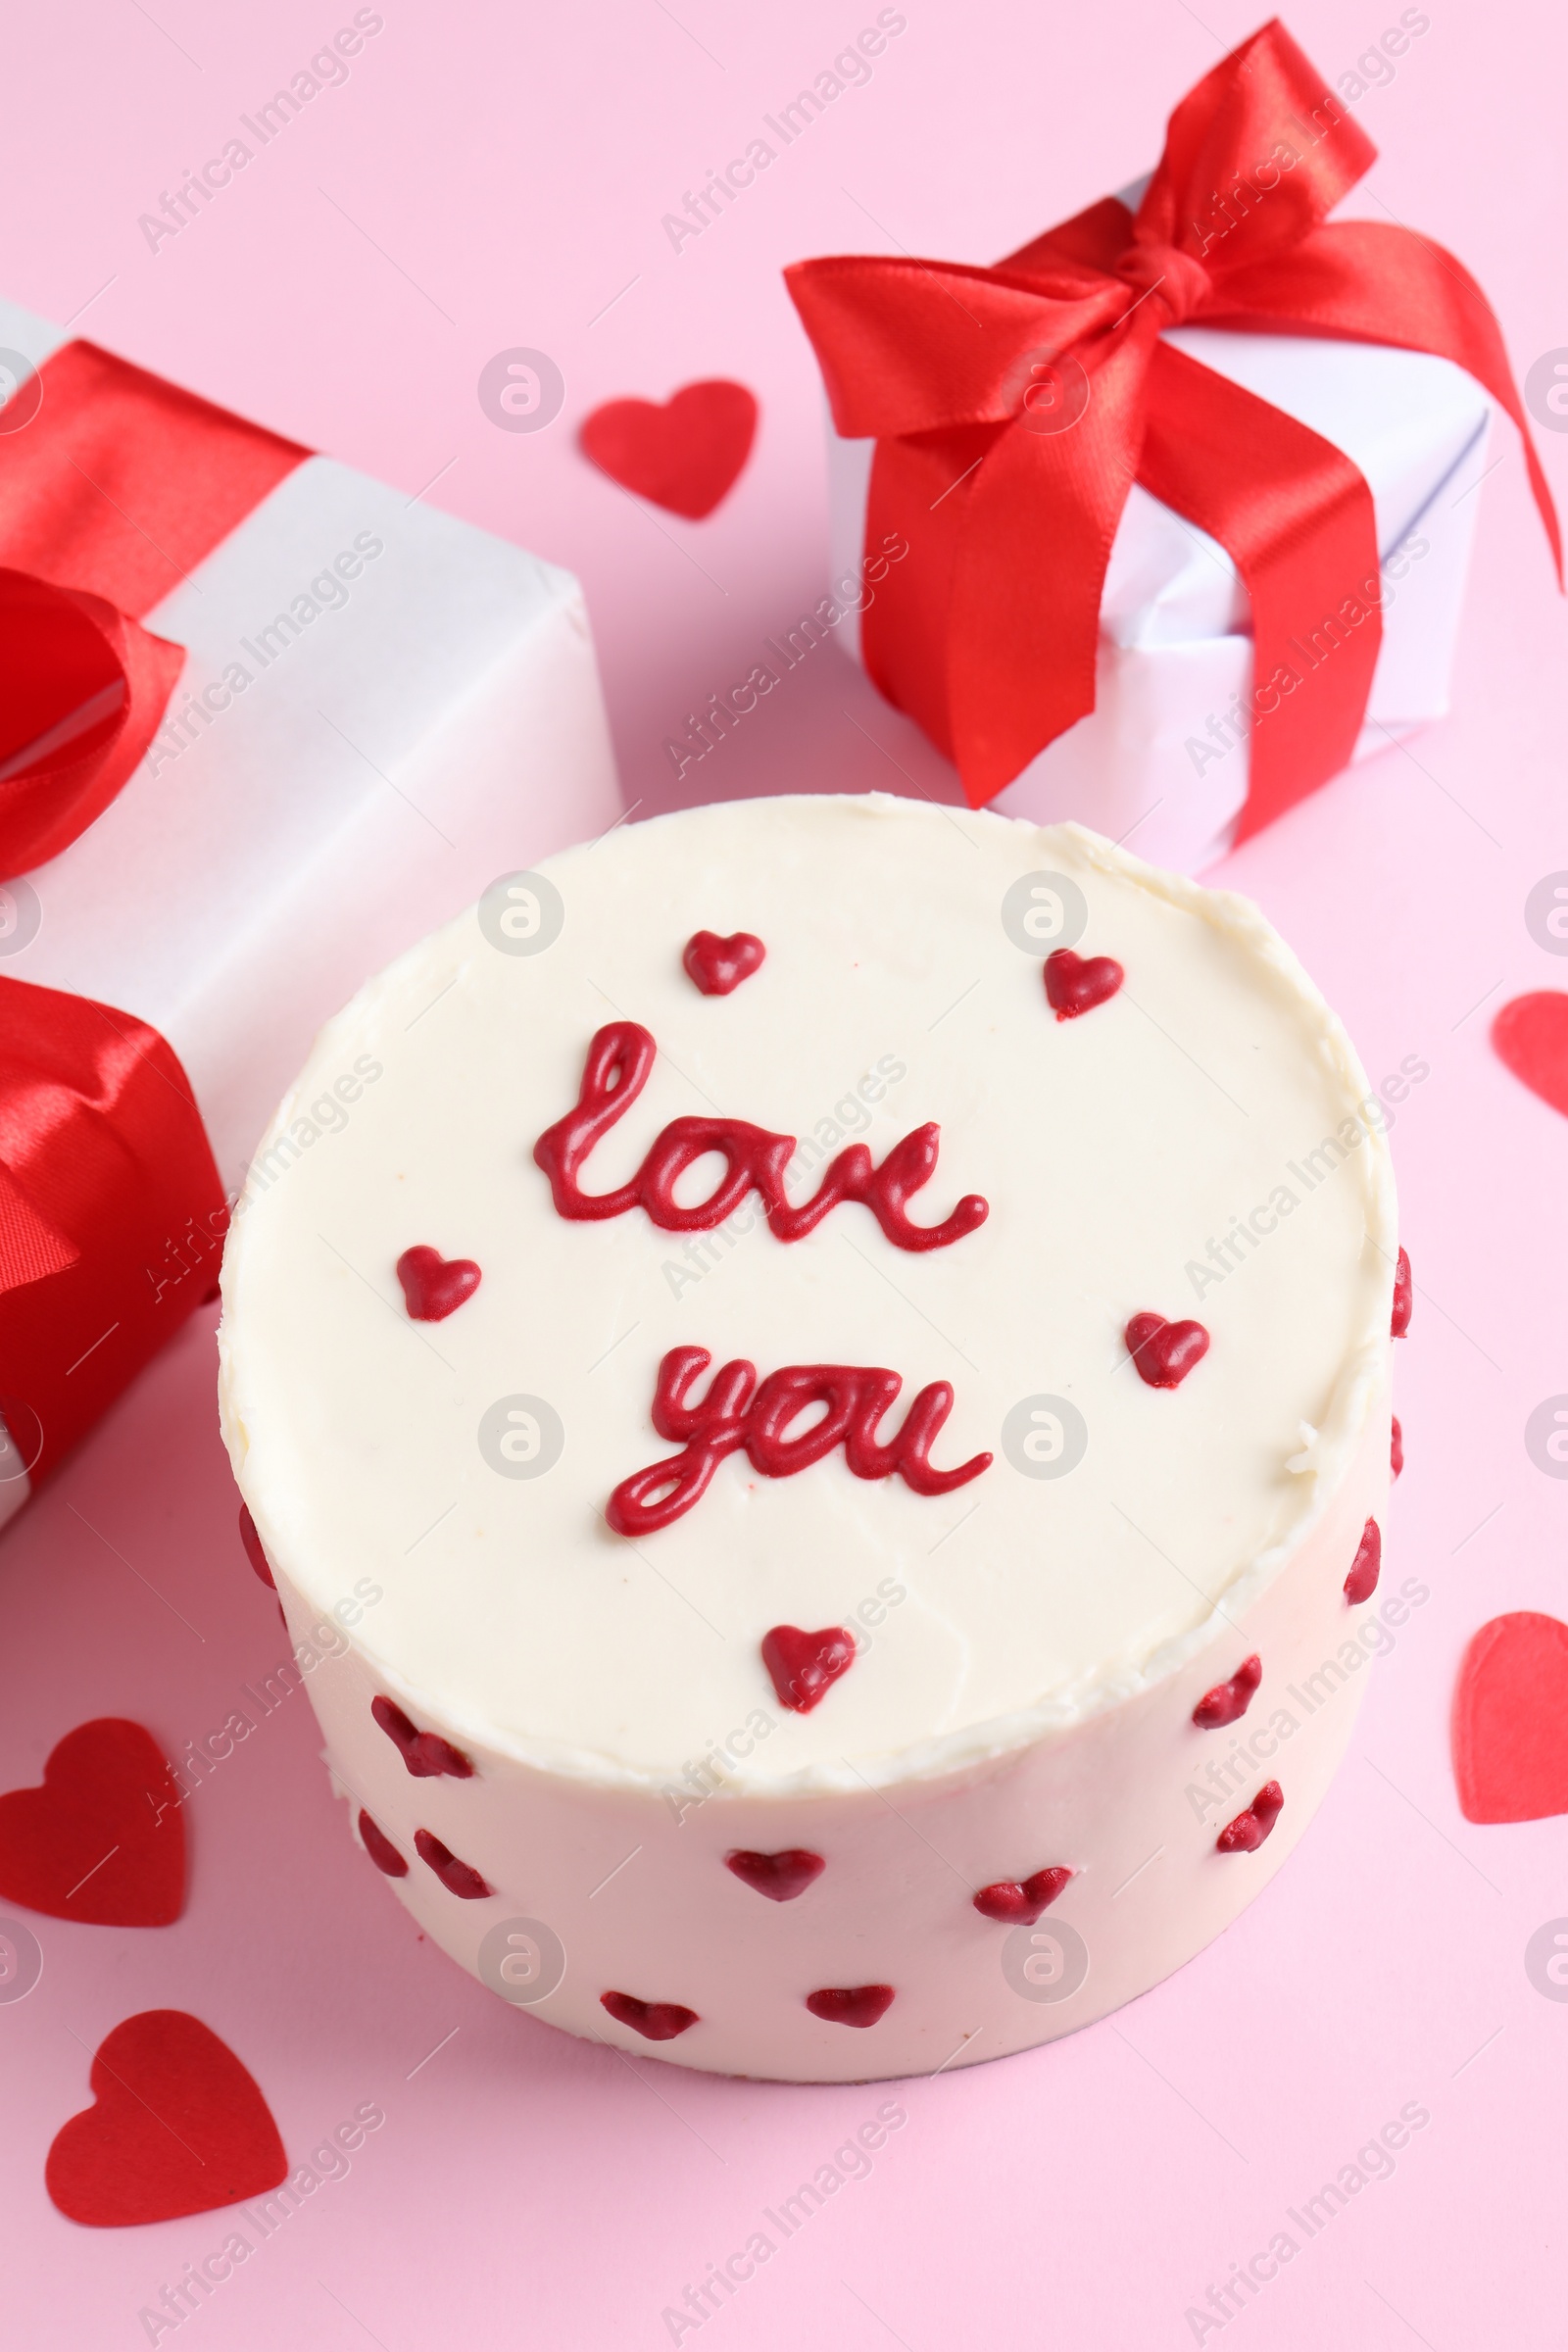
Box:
[786,18,1560,834]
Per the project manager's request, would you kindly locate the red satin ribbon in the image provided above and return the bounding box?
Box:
[786,18,1561,833]
[0,338,306,878]
[0,976,225,1488]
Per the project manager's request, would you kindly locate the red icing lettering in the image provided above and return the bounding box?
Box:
[1215,1781,1283,1853]
[1392,1246,1412,1337]
[725,1847,826,1900]
[414,1829,490,1899]
[1193,1654,1262,1730]
[607,1346,991,1535]
[534,1022,986,1251]
[806,1984,895,2028]
[372,1696,474,1781]
[760,1625,857,1714]
[684,929,764,995]
[1045,948,1124,1019]
[972,1865,1072,1924]
[601,1990,699,2040]
[1345,1517,1382,1604]
[1125,1311,1209,1389]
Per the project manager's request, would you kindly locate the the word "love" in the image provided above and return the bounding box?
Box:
[606,1346,992,1535]
[534,1023,987,1252]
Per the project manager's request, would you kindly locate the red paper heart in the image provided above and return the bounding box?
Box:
[724,1847,825,1901]
[806,1984,895,2028]
[579,380,758,518]
[1192,1655,1262,1730]
[684,929,765,997]
[1452,1612,1568,1823]
[760,1625,856,1714]
[46,2011,286,2226]
[1215,1781,1283,1854]
[972,1865,1072,1925]
[371,1695,473,1781]
[414,1829,490,1899]
[1493,992,1568,1117]
[1125,1311,1210,1389]
[601,1990,700,2040]
[0,1720,184,1927]
[1045,948,1124,1019]
[396,1245,481,1322]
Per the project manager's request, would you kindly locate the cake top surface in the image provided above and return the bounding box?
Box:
[219,794,1395,1792]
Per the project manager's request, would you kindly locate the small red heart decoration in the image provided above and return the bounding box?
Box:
[760,1625,856,1714]
[1392,1245,1412,1337]
[1493,992,1568,1118]
[601,1990,700,2040]
[806,1984,895,2029]
[579,380,758,518]
[0,1720,184,1927]
[1452,1612,1568,1823]
[972,1865,1072,1925]
[724,1847,824,1902]
[1215,1781,1283,1854]
[1192,1655,1262,1731]
[396,1245,481,1322]
[1344,1517,1381,1605]
[358,1810,408,1878]
[414,1829,490,1899]
[46,2011,286,2226]
[1045,948,1124,1019]
[684,929,765,996]
[1391,1415,1403,1479]
[1125,1311,1210,1389]
[238,1502,275,1588]
[371,1695,473,1781]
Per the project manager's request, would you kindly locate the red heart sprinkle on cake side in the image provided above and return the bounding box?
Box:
[238,1502,274,1588]
[1452,1612,1568,1823]
[806,1984,895,2029]
[683,929,765,996]
[1215,1781,1283,1854]
[972,1865,1072,1925]
[0,1719,185,1927]
[371,1696,473,1781]
[396,1245,481,1322]
[414,1829,490,1899]
[1344,1518,1381,1604]
[760,1626,857,1714]
[1125,1311,1210,1389]
[1193,1655,1262,1731]
[579,380,759,518]
[358,1810,408,1878]
[1492,991,1568,1118]
[1044,949,1124,1020]
[724,1848,825,1901]
[45,2011,286,2227]
[1391,1245,1412,1337]
[600,1990,700,2040]
[1391,1416,1403,1479]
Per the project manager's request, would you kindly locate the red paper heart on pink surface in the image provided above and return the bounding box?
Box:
[806,1984,895,2029]
[601,1990,700,2040]
[972,1866,1072,1925]
[724,1847,824,1901]
[1125,1311,1209,1389]
[46,2011,286,2226]
[579,380,758,517]
[760,1625,856,1714]
[1493,992,1568,1118]
[1044,948,1124,1019]
[1452,1612,1568,1824]
[684,930,765,996]
[0,1720,184,1927]
[396,1245,481,1322]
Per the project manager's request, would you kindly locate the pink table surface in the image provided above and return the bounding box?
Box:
[4,1,1566,2345]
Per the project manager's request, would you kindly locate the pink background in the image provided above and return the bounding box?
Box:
[4,0,1567,2344]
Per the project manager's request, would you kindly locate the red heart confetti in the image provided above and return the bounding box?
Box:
[601,1990,700,2040]
[371,1696,473,1781]
[1215,1781,1283,1854]
[1125,1311,1210,1389]
[1193,1654,1262,1731]
[683,930,765,997]
[1044,948,1124,1020]
[579,380,758,518]
[358,1810,408,1878]
[45,2011,286,2227]
[724,1847,825,1902]
[972,1865,1072,1925]
[396,1245,481,1322]
[414,1829,490,1899]
[1391,1415,1403,1479]
[760,1625,857,1714]
[1391,1245,1412,1337]
[1452,1612,1568,1824]
[0,1720,184,1927]
[1493,991,1568,1118]
[1344,1518,1381,1605]
[806,1984,895,2029]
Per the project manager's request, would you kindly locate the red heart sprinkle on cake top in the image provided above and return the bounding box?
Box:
[0,1719,185,1927]
[760,1625,857,1714]
[1344,1518,1381,1605]
[1044,948,1124,1019]
[725,1848,825,1901]
[1492,991,1568,1119]
[972,1865,1072,1925]
[1193,1655,1262,1731]
[45,2011,286,2227]
[238,1502,275,1588]
[358,1810,408,1878]
[683,930,765,996]
[414,1829,490,1899]
[372,1696,474,1780]
[601,1990,700,2040]
[1452,1612,1568,1823]
[1391,1245,1412,1337]
[1391,1416,1403,1479]
[1215,1781,1283,1854]
[806,1984,895,2028]
[1125,1311,1210,1389]
[579,380,758,518]
[396,1246,481,1322]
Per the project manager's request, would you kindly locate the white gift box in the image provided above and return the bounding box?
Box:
[825,188,1494,874]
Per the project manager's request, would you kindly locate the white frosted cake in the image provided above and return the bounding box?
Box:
[219,795,1398,2081]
